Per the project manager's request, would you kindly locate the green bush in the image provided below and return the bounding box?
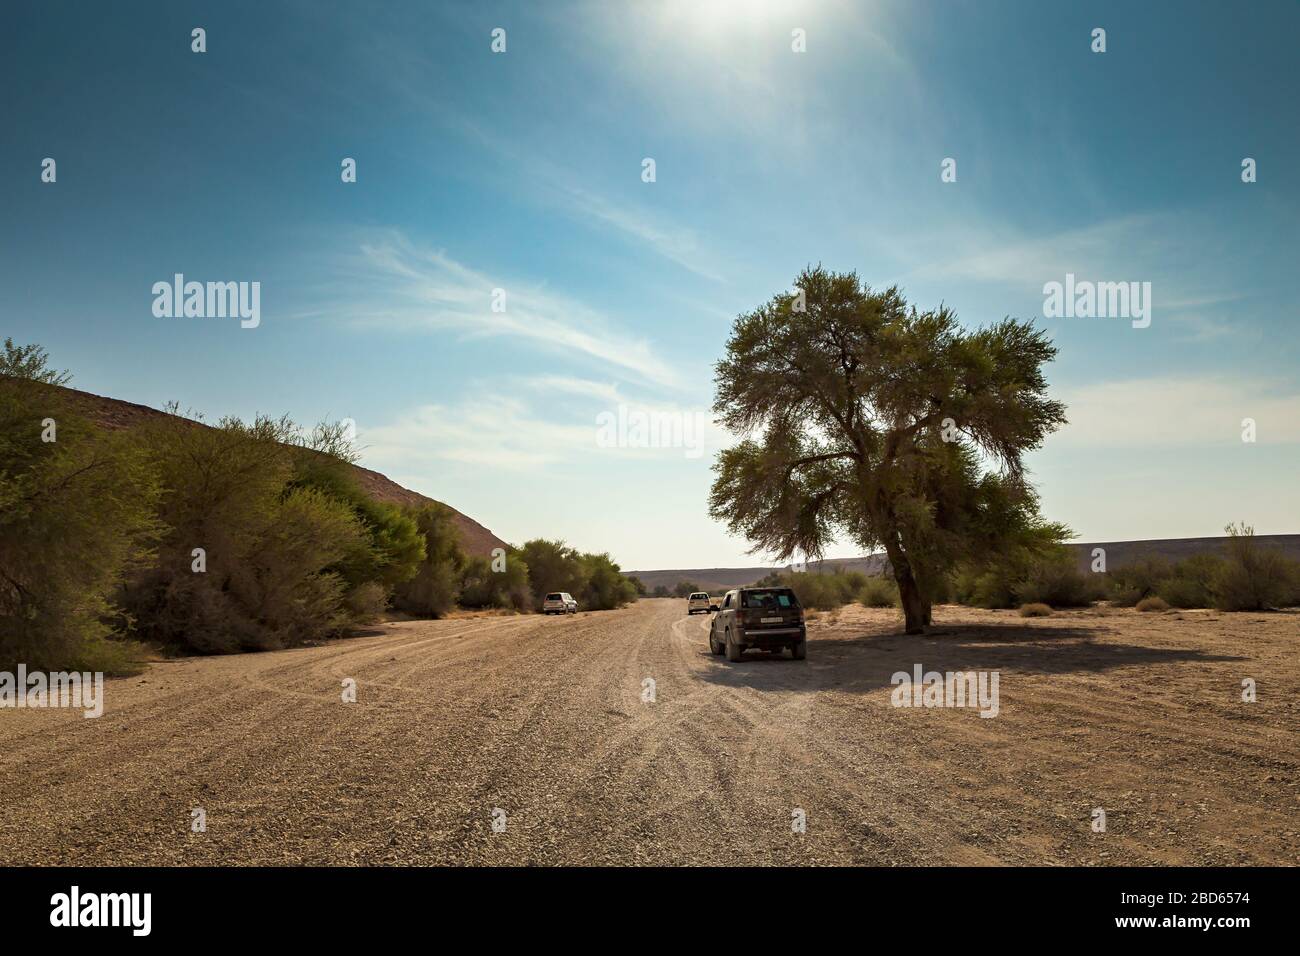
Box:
[1153,553,1222,608]
[1014,551,1100,607]
[951,545,1097,609]
[0,364,159,672]
[458,550,532,611]
[1106,554,1173,607]
[859,575,899,608]
[580,552,639,610]
[1211,523,1299,610]
[343,580,388,623]
[121,414,368,653]
[754,568,871,611]
[391,503,463,618]
[290,427,423,603]
[951,565,1015,609]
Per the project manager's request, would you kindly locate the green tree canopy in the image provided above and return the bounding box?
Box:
[709,267,1069,633]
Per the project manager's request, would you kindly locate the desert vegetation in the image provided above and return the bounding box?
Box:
[0,341,639,673]
[754,567,899,611]
[740,526,1300,620]
[0,341,159,673]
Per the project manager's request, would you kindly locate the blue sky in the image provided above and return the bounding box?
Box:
[3,0,1297,570]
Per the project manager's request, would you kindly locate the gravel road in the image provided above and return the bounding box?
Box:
[1,599,1295,865]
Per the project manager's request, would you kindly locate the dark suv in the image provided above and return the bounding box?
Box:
[708,587,806,661]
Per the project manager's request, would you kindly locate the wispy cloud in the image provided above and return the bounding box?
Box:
[363,390,726,474]
[554,182,726,282]
[1053,376,1300,448]
[905,211,1249,340]
[365,396,594,470]
[347,231,681,389]
[520,375,623,403]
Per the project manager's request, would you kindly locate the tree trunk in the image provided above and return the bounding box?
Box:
[883,535,931,634]
[896,568,929,635]
[876,500,933,634]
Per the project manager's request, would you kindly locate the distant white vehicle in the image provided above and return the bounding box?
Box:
[687,592,713,615]
[543,592,578,615]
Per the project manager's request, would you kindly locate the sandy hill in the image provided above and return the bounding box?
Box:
[53,384,508,558]
[631,535,1300,594]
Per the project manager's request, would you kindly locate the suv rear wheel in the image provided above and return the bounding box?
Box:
[790,639,806,660]
[725,630,744,662]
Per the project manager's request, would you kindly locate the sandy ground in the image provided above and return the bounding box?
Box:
[1,599,1296,865]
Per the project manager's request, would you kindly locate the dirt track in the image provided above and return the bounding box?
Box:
[1,599,1296,865]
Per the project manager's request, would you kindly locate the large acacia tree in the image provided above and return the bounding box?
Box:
[709,268,1068,634]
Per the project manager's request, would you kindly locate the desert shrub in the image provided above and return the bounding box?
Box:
[950,547,1091,609]
[458,550,532,611]
[1154,553,1222,608]
[391,503,463,618]
[0,357,159,673]
[121,414,368,653]
[1015,550,1100,607]
[651,585,670,598]
[246,485,369,637]
[951,565,1015,609]
[859,575,899,608]
[338,498,423,596]
[1211,523,1299,610]
[290,426,423,603]
[1019,602,1052,617]
[579,552,639,610]
[518,539,589,608]
[1106,554,1173,607]
[343,581,388,623]
[752,568,871,611]
[672,580,701,598]
[1156,576,1206,609]
[1136,596,1169,613]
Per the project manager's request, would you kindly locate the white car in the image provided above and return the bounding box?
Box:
[687,592,713,615]
[543,592,578,615]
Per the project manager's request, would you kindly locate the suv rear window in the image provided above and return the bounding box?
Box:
[742,589,798,609]
[545,593,563,601]
[690,593,709,600]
